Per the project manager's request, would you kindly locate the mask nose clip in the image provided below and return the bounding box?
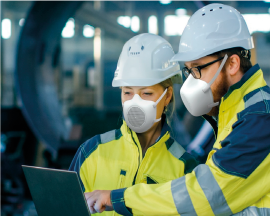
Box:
[133,94,141,100]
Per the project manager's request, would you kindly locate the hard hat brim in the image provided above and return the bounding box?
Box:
[170,37,254,63]
[170,52,202,62]
[112,70,182,87]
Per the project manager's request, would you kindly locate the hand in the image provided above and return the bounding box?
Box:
[84,190,113,214]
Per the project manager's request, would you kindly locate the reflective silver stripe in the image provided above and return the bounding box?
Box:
[232,206,270,216]
[171,176,197,216]
[245,90,270,109]
[100,130,115,144]
[168,141,186,159]
[194,165,232,216]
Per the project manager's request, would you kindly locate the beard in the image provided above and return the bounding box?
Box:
[207,69,230,116]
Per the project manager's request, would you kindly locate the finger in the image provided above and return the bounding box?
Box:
[94,200,106,213]
[88,200,97,214]
[84,191,95,200]
[87,198,97,214]
[89,205,97,214]
[86,194,97,206]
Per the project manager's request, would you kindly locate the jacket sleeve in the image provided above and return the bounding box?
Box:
[111,113,270,215]
[69,145,87,192]
[69,136,100,193]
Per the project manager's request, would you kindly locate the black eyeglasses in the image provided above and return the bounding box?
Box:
[182,56,224,79]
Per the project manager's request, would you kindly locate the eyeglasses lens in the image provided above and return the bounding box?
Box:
[191,68,201,79]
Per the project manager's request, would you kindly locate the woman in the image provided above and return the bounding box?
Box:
[69,33,198,215]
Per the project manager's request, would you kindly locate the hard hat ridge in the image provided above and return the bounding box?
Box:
[112,33,181,87]
[171,3,254,62]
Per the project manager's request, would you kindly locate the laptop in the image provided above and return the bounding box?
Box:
[22,165,91,216]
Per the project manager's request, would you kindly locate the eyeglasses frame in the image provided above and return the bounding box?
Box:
[182,56,225,79]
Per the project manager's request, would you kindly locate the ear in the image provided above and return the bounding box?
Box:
[165,86,173,106]
[227,54,241,76]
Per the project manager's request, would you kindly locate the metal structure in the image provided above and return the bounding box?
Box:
[16,2,83,156]
[15,1,138,157]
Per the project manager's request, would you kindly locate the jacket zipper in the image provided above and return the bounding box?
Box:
[130,129,169,185]
[130,129,142,185]
[135,149,151,184]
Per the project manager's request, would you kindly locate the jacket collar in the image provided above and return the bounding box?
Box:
[203,64,266,138]
[223,64,260,101]
[155,115,172,142]
[220,64,266,112]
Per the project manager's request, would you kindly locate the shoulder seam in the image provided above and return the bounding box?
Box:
[100,129,123,144]
[81,129,123,159]
[81,135,101,159]
[239,111,270,119]
[100,130,115,144]
[241,88,270,117]
[80,145,87,159]
[167,139,186,160]
[212,154,247,179]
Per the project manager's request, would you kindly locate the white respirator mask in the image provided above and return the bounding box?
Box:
[180,54,228,116]
[123,88,167,133]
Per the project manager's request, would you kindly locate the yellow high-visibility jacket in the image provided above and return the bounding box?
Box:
[69,118,199,216]
[111,64,270,216]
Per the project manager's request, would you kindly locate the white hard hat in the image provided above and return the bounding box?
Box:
[171,3,254,62]
[112,33,181,87]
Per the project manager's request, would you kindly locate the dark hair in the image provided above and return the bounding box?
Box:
[209,47,252,73]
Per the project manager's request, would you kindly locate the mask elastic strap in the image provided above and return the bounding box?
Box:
[202,54,228,93]
[153,88,168,123]
[154,118,162,123]
[153,88,168,108]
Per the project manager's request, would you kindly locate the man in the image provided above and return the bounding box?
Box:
[85,3,270,215]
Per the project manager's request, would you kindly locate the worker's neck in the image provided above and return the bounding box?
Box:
[137,121,162,157]
[227,69,244,87]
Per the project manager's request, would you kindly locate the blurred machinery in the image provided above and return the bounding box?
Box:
[14,1,204,165]
[15,1,137,158]
[1,108,38,215]
[1,1,270,215]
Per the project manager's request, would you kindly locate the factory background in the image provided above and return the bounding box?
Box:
[1,1,270,215]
